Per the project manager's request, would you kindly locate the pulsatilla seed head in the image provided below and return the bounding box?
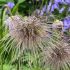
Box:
[5,15,48,48]
[43,41,70,70]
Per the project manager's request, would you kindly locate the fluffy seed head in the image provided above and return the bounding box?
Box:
[5,15,49,49]
[43,40,70,70]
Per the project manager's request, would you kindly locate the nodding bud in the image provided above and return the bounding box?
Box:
[7,2,15,9]
[3,2,15,15]
[4,2,15,9]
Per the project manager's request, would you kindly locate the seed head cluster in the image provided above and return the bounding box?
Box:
[5,15,49,48]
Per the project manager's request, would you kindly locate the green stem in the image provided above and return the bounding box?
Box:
[17,61,20,70]
[0,57,3,70]
[0,8,4,38]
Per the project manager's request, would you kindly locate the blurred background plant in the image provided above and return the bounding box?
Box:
[0,0,70,70]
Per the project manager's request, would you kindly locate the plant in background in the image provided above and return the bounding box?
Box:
[62,16,70,32]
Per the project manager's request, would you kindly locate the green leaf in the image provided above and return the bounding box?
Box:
[18,0,25,3]
[12,3,19,15]
[0,1,6,6]
[0,0,6,1]
[6,0,14,2]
